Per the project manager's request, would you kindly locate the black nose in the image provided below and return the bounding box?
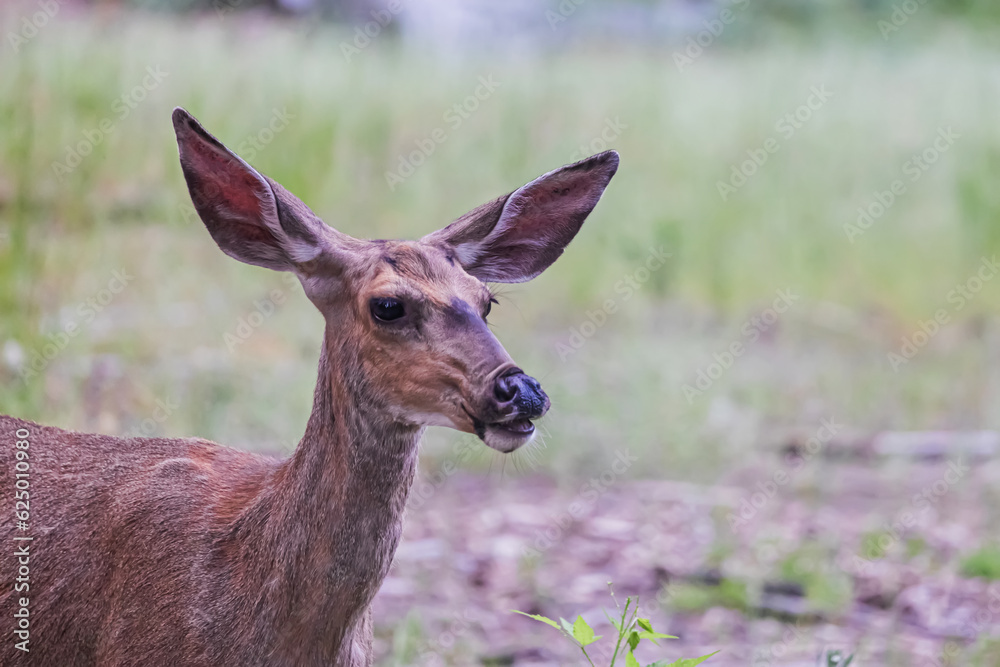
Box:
[494,372,549,419]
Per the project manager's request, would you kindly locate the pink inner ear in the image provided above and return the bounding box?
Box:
[423,150,618,283]
[501,177,595,240]
[183,137,272,223]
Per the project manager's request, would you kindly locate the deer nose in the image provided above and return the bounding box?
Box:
[493,372,549,419]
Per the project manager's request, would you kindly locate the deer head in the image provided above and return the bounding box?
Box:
[172,108,618,453]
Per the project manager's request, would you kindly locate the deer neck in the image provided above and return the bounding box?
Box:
[262,328,422,651]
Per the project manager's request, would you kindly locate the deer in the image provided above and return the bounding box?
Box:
[0,108,618,666]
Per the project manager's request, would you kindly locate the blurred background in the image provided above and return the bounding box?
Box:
[2,0,1000,664]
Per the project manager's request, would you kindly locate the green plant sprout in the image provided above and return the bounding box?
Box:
[821,649,854,667]
[512,583,718,667]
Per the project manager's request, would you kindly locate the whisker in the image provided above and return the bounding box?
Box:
[507,428,548,475]
[513,449,531,475]
[490,284,530,323]
[528,429,550,470]
[487,442,497,478]
[513,449,531,476]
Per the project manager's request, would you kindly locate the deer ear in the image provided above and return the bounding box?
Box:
[172,107,329,272]
[424,151,619,283]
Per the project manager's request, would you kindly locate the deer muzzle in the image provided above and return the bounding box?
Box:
[474,369,550,453]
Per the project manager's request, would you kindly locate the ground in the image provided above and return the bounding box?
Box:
[371,434,1000,666]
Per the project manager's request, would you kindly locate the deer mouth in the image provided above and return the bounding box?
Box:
[490,418,535,436]
[462,405,538,453]
[482,418,536,453]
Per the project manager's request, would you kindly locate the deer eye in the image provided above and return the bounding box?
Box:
[370,297,406,322]
[484,297,497,319]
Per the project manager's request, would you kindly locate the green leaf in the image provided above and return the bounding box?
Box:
[604,607,623,633]
[638,630,678,645]
[625,651,641,667]
[658,650,720,666]
[637,618,654,633]
[628,630,640,652]
[510,610,561,630]
[560,617,575,636]
[572,615,602,646]
[824,651,855,667]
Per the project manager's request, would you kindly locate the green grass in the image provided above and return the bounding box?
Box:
[778,543,853,614]
[669,579,749,614]
[960,545,1000,580]
[1,9,999,479]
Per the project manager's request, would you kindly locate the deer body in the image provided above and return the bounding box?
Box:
[1,338,418,665]
[0,109,617,665]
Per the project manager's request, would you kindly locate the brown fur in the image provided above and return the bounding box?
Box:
[0,108,618,666]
